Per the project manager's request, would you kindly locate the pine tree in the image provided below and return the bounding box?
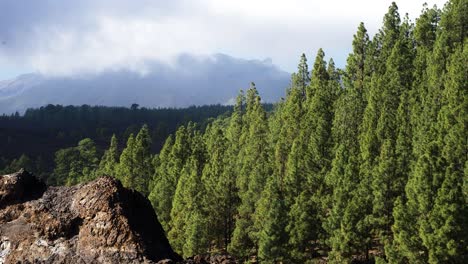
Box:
[437,0,467,53]
[184,210,208,258]
[284,49,334,261]
[151,124,193,234]
[394,90,413,204]
[357,4,415,258]
[114,125,154,195]
[306,48,334,179]
[35,155,48,180]
[387,6,441,262]
[277,55,308,201]
[390,2,467,262]
[132,124,153,195]
[287,188,317,262]
[169,131,207,257]
[202,122,229,250]
[344,22,370,97]
[257,177,288,263]
[117,134,135,188]
[8,154,34,172]
[53,147,79,185]
[357,40,384,264]
[284,130,316,263]
[66,138,100,185]
[148,135,174,232]
[304,48,336,252]
[325,146,364,264]
[407,144,445,263]
[78,138,100,182]
[222,90,245,248]
[168,160,190,254]
[284,133,308,207]
[410,4,440,158]
[383,91,414,262]
[306,48,329,103]
[294,53,311,98]
[230,84,271,259]
[424,43,467,264]
[379,2,402,72]
[96,134,119,178]
[372,139,396,245]
[372,35,414,251]
[325,23,369,262]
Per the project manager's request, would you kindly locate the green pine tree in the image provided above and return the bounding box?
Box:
[303,48,337,255]
[222,90,245,248]
[295,53,311,98]
[230,84,271,259]
[202,122,229,250]
[257,177,288,264]
[424,43,467,264]
[96,134,119,178]
[325,23,370,259]
[117,134,135,188]
[66,138,100,185]
[132,124,153,195]
[277,55,308,202]
[52,147,79,185]
[169,131,208,257]
[8,154,34,173]
[148,135,174,232]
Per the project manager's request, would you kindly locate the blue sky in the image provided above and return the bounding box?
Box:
[0,0,447,80]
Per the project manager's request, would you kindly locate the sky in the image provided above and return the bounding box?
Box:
[0,0,448,80]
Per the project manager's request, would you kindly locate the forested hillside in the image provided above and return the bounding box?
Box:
[0,104,238,179]
[148,1,466,262]
[1,0,466,263]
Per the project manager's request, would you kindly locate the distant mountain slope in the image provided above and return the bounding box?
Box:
[0,54,290,114]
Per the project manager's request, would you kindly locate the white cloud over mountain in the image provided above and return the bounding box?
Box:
[0,53,290,114]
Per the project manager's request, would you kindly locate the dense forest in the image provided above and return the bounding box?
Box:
[1,0,467,263]
[0,104,241,179]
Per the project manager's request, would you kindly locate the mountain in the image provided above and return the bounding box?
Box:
[0,54,290,114]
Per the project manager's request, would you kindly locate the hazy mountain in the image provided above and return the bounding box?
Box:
[0,54,290,114]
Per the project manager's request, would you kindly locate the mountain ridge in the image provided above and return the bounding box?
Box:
[0,54,290,114]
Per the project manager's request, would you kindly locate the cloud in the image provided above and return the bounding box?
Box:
[0,53,291,114]
[0,0,448,77]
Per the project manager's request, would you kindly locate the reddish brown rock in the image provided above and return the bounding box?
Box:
[0,170,181,263]
[0,169,46,209]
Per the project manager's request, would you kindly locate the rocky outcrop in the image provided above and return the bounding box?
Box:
[0,169,46,210]
[0,170,182,263]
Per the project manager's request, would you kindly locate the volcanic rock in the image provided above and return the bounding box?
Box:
[0,170,182,263]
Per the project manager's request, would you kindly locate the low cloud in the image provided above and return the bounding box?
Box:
[0,53,291,114]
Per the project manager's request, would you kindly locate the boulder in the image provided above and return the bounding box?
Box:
[0,169,46,209]
[0,170,182,263]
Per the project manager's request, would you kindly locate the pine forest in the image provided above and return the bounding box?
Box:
[0,1,467,263]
